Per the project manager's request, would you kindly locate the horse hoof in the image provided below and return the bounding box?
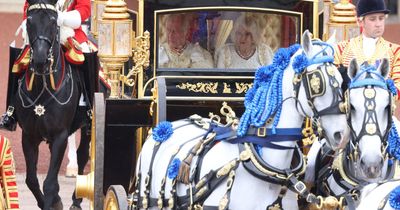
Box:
[51,199,63,210]
[69,204,82,210]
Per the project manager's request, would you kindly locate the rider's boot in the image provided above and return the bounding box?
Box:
[82,51,99,106]
[78,51,99,135]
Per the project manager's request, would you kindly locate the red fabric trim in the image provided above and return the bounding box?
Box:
[23,2,29,19]
[6,182,17,187]
[9,192,18,198]
[10,204,19,208]
[56,49,66,91]
[14,46,30,65]
[25,70,31,89]
[4,171,13,176]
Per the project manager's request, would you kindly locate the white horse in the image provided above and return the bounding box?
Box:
[305,58,398,209]
[356,119,400,210]
[132,30,349,210]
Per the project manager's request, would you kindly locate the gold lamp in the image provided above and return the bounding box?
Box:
[97,0,133,98]
[90,0,108,38]
[327,0,359,41]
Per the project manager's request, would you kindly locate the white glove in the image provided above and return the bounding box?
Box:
[57,10,81,29]
[15,19,28,46]
[158,45,169,65]
[57,10,65,26]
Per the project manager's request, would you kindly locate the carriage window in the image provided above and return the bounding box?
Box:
[155,10,301,73]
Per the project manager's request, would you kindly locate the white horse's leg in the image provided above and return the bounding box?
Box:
[66,132,78,177]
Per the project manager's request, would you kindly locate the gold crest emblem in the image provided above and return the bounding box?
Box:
[34,105,46,116]
[310,74,321,94]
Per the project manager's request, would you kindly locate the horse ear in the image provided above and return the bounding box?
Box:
[378,58,390,79]
[348,58,359,79]
[302,30,312,56]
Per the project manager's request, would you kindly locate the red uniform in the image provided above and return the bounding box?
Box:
[23,0,90,44]
[0,135,19,209]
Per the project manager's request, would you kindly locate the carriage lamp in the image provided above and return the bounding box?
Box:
[327,0,359,41]
[97,0,133,98]
[90,0,108,38]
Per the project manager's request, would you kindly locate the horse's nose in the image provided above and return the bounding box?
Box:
[333,131,341,142]
[360,156,384,178]
[333,129,349,149]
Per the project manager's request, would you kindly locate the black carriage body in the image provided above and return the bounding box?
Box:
[101,0,318,196]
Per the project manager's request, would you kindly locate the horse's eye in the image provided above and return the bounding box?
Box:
[27,16,33,22]
[50,16,56,22]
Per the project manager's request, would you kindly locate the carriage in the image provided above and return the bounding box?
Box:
[71,0,363,209]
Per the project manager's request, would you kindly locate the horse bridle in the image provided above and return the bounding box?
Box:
[345,65,394,159]
[293,41,345,136]
[26,3,59,76]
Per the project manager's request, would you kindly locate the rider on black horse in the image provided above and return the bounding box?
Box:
[0,0,98,131]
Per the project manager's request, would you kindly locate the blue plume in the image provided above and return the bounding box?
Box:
[167,158,181,179]
[153,121,173,143]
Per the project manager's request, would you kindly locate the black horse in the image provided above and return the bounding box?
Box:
[14,0,90,209]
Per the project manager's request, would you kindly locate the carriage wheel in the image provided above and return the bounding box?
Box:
[104,185,128,210]
[76,93,105,210]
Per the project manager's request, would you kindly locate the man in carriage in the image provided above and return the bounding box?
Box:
[0,0,98,131]
[334,0,400,95]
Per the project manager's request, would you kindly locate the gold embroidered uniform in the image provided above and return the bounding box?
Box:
[334,35,400,96]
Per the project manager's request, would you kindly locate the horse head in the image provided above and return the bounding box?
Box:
[296,30,349,150]
[26,0,58,75]
[346,58,392,179]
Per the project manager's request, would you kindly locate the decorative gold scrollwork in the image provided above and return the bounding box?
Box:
[124,31,150,89]
[223,82,232,93]
[235,82,253,94]
[176,82,218,94]
[310,74,321,94]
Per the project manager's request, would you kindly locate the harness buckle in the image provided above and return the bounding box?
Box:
[257,127,267,137]
[294,181,307,195]
[6,106,14,116]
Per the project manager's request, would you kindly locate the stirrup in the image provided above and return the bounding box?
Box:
[6,106,14,117]
[0,107,17,131]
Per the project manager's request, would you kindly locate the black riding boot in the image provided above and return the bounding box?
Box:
[82,51,99,107]
[78,52,99,126]
[0,46,22,131]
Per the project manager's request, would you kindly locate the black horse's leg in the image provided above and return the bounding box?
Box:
[42,131,68,210]
[71,126,90,209]
[22,131,45,209]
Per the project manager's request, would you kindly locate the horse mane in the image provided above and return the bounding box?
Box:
[237,44,304,136]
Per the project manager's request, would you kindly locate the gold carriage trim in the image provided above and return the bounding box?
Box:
[0,135,19,210]
[176,82,218,94]
[235,82,253,94]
